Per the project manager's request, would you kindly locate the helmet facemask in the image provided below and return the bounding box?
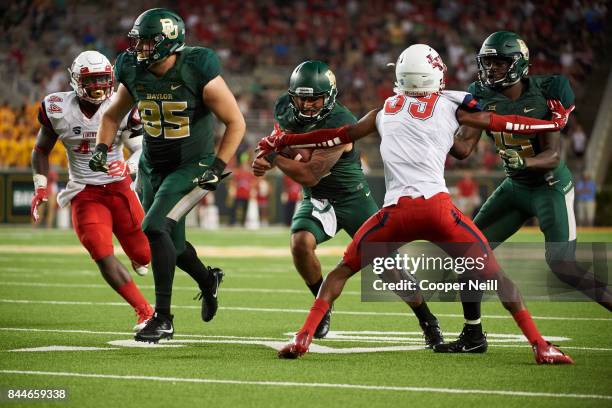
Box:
[68,51,114,105]
[477,53,525,90]
[128,32,173,66]
[79,73,114,104]
[288,91,335,124]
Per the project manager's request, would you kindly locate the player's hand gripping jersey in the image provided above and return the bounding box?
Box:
[38,91,142,207]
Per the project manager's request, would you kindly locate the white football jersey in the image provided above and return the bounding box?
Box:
[376,90,479,207]
[39,91,141,207]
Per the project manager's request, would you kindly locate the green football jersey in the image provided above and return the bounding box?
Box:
[274,93,367,199]
[468,75,575,186]
[114,46,221,171]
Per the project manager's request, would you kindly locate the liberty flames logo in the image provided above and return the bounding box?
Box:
[426,54,444,71]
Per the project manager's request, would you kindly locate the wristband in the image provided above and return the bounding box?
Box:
[94,143,109,154]
[263,152,279,164]
[33,174,48,190]
[211,157,227,174]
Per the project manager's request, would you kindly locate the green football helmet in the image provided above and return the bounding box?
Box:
[128,8,185,66]
[477,31,529,89]
[288,60,338,124]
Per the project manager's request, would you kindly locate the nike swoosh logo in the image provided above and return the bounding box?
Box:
[548,180,560,186]
[366,192,371,197]
[208,175,219,184]
[171,84,181,90]
[159,328,173,334]
[198,162,208,167]
[524,108,535,113]
[461,345,483,352]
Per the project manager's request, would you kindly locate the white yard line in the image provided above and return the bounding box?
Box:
[0,281,361,296]
[0,370,610,400]
[0,298,609,322]
[1,327,611,351]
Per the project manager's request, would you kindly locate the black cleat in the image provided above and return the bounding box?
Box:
[433,323,488,353]
[194,267,224,322]
[420,319,444,348]
[134,313,174,344]
[314,308,332,339]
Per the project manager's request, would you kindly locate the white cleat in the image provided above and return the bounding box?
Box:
[131,261,149,276]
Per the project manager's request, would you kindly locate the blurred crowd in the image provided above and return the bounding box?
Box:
[0,0,607,172]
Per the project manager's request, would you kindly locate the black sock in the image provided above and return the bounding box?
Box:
[144,218,177,314]
[176,241,212,289]
[462,302,482,322]
[410,302,436,323]
[307,277,323,297]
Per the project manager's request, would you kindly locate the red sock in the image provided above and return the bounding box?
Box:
[513,309,545,345]
[116,280,150,312]
[298,298,330,335]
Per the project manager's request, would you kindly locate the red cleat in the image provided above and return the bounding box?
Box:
[133,304,154,332]
[532,341,574,365]
[278,331,313,359]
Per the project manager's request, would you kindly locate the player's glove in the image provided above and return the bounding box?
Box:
[31,187,48,223]
[547,99,575,130]
[194,157,230,191]
[499,149,526,170]
[107,160,129,177]
[256,123,284,155]
[89,144,109,172]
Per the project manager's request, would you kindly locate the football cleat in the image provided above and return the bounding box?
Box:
[134,313,174,343]
[194,267,224,322]
[433,324,488,353]
[133,304,154,332]
[131,260,148,276]
[313,307,332,339]
[532,341,574,365]
[420,319,444,348]
[278,331,313,359]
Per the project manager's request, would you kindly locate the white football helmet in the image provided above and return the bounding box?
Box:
[393,44,447,96]
[68,51,114,104]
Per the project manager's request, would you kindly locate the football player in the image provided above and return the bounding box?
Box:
[439,31,612,354]
[31,50,153,331]
[261,44,574,364]
[89,8,245,343]
[252,61,444,346]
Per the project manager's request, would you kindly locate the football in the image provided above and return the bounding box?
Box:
[280,147,314,162]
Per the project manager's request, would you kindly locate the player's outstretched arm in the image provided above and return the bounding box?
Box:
[275,108,380,149]
[457,99,572,135]
[90,84,135,172]
[450,125,482,160]
[31,126,58,222]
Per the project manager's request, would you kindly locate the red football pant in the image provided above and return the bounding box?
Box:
[343,193,500,275]
[71,177,150,265]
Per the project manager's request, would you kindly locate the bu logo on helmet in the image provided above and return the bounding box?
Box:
[160,18,178,39]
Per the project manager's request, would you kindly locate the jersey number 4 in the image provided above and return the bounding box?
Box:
[138,100,190,139]
[384,94,439,120]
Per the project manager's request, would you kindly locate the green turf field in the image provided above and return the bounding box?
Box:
[0,226,610,407]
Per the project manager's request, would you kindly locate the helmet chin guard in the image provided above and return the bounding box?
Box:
[69,50,114,104]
